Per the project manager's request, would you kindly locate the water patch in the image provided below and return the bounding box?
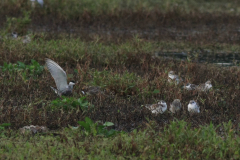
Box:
[155,51,240,66]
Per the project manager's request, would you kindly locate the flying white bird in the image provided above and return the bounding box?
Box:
[45,58,75,96]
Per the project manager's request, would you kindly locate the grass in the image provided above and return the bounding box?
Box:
[1,0,240,36]
[1,120,240,159]
[1,35,240,63]
[1,35,240,128]
[1,0,240,15]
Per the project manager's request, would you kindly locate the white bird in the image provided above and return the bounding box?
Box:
[145,100,167,114]
[196,80,212,91]
[2,32,18,40]
[168,71,183,84]
[187,100,200,114]
[170,99,182,113]
[30,0,44,8]
[22,35,31,44]
[183,83,197,91]
[82,86,104,95]
[37,0,44,6]
[11,32,18,38]
[205,80,212,90]
[45,58,75,96]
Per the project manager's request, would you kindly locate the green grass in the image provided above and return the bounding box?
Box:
[89,70,148,96]
[1,0,240,16]
[1,35,240,64]
[1,120,240,159]
[0,0,240,35]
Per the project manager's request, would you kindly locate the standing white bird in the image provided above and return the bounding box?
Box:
[204,80,212,90]
[168,71,183,84]
[37,0,44,6]
[183,83,197,91]
[170,99,182,113]
[22,35,31,44]
[187,100,200,114]
[145,100,168,114]
[45,58,75,96]
[11,32,18,38]
[30,0,44,8]
[82,86,104,95]
[1,32,18,40]
[196,80,212,91]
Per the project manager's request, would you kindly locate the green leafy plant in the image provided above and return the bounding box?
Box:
[28,59,44,76]
[0,60,44,81]
[5,10,31,35]
[51,96,91,111]
[0,123,11,137]
[78,117,120,137]
[153,89,160,94]
[1,62,16,73]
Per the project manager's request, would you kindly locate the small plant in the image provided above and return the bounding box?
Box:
[78,117,120,137]
[0,123,11,137]
[51,96,91,111]
[0,62,16,73]
[153,89,160,94]
[0,59,44,81]
[90,70,144,95]
[5,10,31,35]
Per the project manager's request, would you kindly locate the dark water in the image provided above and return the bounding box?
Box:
[29,26,240,66]
[155,51,240,66]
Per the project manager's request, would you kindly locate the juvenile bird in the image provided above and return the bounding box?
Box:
[82,86,104,95]
[196,80,212,91]
[183,83,197,91]
[145,100,168,114]
[170,99,182,113]
[168,71,183,84]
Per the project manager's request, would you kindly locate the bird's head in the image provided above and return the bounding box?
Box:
[189,100,196,105]
[69,81,76,86]
[12,32,18,38]
[158,100,167,106]
[205,80,211,85]
[168,71,175,76]
[174,99,181,103]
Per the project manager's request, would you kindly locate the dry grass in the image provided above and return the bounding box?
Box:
[0,37,240,132]
[0,0,240,44]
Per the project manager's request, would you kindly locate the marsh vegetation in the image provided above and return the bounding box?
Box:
[1,0,240,159]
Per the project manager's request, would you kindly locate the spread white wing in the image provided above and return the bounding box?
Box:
[45,58,68,92]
